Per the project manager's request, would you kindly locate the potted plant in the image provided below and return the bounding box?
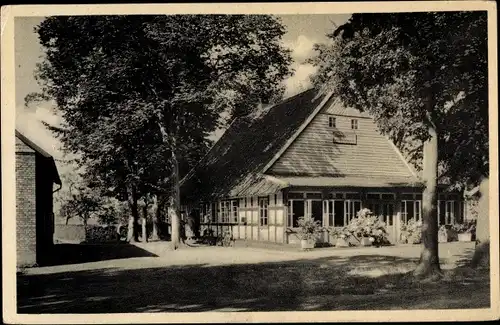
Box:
[328,226,351,247]
[400,218,422,244]
[454,220,477,242]
[348,208,388,247]
[296,217,321,250]
[438,224,458,242]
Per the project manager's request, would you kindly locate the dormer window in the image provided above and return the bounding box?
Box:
[328,116,336,128]
[351,119,358,130]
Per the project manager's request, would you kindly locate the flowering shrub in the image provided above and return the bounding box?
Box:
[296,217,322,241]
[400,218,422,244]
[328,226,353,240]
[453,220,477,235]
[329,209,388,246]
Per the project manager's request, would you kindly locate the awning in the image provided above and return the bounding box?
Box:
[227,175,289,198]
[272,176,424,188]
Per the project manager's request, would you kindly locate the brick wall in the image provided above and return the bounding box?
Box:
[16,151,37,266]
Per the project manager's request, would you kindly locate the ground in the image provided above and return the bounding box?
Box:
[17,241,490,313]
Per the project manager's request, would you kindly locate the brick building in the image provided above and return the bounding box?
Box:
[16,129,62,267]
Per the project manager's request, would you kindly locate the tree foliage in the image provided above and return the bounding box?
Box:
[29,15,292,242]
[310,11,488,190]
[310,11,488,278]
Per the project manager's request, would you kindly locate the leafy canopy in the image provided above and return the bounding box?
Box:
[310,11,488,189]
[30,15,293,202]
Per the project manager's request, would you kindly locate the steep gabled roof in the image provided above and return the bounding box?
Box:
[182,88,423,203]
[182,88,328,201]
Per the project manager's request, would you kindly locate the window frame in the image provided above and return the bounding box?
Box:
[351,119,358,130]
[328,116,337,128]
[258,197,269,227]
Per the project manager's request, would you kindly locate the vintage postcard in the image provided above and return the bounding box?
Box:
[1,1,499,324]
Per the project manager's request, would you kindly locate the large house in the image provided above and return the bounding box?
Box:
[16,129,62,266]
[181,89,466,245]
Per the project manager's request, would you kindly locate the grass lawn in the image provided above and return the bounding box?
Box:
[17,242,490,313]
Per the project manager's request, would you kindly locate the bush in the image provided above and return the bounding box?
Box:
[85,225,120,243]
[329,209,388,246]
[296,217,322,241]
[453,220,477,235]
[400,218,422,244]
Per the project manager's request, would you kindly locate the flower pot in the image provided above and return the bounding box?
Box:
[458,232,472,242]
[438,233,448,243]
[360,237,372,247]
[335,237,349,248]
[301,239,315,250]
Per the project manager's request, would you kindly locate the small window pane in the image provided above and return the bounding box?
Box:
[291,200,305,227]
[288,192,304,199]
[381,193,395,200]
[306,193,322,199]
[401,194,415,200]
[351,119,358,130]
[329,193,343,199]
[366,193,380,200]
[329,116,336,128]
[346,193,361,200]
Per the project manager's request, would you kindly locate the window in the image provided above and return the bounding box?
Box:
[288,199,305,227]
[438,200,459,225]
[231,200,238,223]
[366,202,394,225]
[381,193,396,200]
[309,200,323,226]
[306,192,322,200]
[201,203,213,223]
[288,192,304,199]
[259,197,269,226]
[402,200,422,223]
[325,198,362,227]
[219,200,238,223]
[351,119,358,130]
[346,200,362,221]
[366,192,395,200]
[328,116,336,128]
[366,193,380,200]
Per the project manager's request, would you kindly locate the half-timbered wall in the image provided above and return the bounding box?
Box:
[198,191,287,244]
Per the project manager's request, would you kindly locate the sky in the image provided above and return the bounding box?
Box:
[14,14,351,159]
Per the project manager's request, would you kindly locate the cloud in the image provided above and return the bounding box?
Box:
[16,102,63,159]
[282,35,319,98]
[284,35,317,64]
[284,63,317,98]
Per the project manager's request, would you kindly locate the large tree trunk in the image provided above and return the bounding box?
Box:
[170,152,182,250]
[141,198,148,242]
[126,184,140,242]
[156,113,184,250]
[127,216,134,242]
[151,195,159,241]
[471,177,490,268]
[414,124,442,279]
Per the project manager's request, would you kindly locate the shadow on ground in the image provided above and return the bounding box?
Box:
[38,243,158,267]
[17,250,490,313]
